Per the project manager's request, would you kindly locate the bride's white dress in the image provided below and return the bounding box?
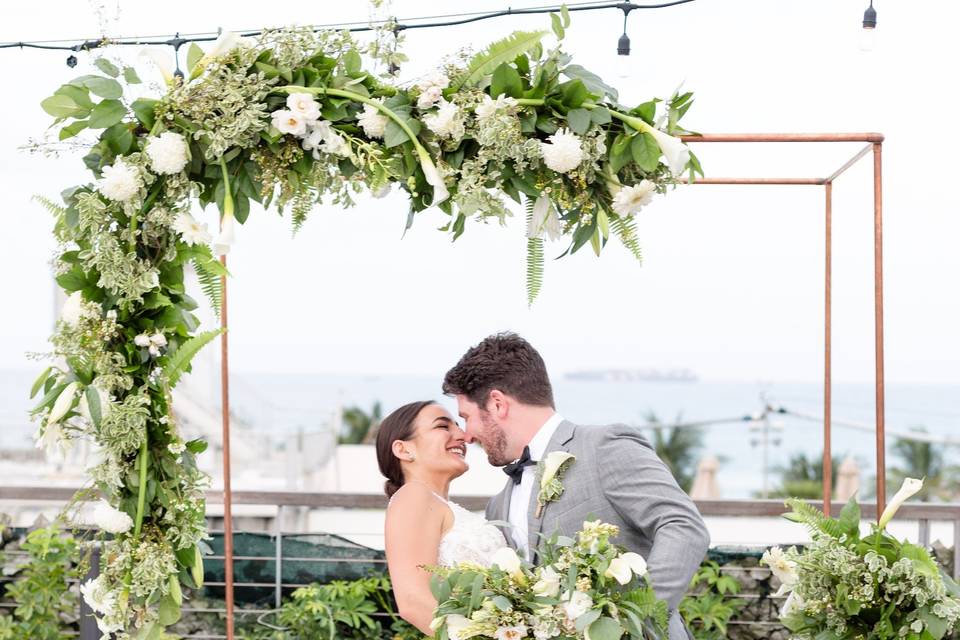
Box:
[431,492,509,568]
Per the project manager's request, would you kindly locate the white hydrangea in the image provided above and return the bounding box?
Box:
[59,292,89,326]
[92,499,134,534]
[271,109,308,136]
[357,100,389,138]
[475,94,519,120]
[145,131,190,175]
[540,128,583,174]
[172,212,213,246]
[611,180,656,217]
[98,160,142,202]
[423,99,465,140]
[285,92,322,122]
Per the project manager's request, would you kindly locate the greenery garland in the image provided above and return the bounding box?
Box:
[31,10,699,638]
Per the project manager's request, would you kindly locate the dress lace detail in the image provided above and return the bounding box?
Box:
[437,500,509,568]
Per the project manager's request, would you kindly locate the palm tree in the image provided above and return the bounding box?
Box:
[338,401,383,445]
[765,451,841,500]
[888,428,960,502]
[643,412,704,493]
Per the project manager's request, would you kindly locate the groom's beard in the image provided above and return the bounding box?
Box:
[478,412,510,467]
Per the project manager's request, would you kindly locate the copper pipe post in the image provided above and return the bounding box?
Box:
[219,254,235,639]
[823,182,833,516]
[872,143,887,517]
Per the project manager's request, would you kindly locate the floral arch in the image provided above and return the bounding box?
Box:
[31,14,699,637]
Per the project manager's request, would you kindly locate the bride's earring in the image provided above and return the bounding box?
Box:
[408,453,416,462]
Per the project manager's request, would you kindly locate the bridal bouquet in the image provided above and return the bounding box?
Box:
[430,520,668,640]
[762,479,960,640]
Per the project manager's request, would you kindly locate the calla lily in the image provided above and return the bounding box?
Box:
[604,556,632,585]
[48,381,81,425]
[643,125,691,176]
[138,48,176,87]
[878,477,924,529]
[416,147,449,206]
[526,195,562,241]
[213,210,235,256]
[532,566,561,597]
[542,451,576,485]
[619,551,648,577]
[190,31,241,79]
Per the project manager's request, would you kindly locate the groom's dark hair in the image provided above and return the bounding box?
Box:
[443,332,554,408]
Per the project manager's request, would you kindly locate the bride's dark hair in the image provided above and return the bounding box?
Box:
[376,400,437,498]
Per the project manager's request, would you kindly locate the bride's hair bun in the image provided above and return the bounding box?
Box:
[376,400,436,498]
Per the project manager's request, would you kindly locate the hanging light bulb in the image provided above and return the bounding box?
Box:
[860,1,877,51]
[615,5,633,79]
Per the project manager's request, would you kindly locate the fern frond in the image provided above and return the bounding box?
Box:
[193,258,223,318]
[525,198,544,307]
[450,30,547,91]
[163,329,223,388]
[784,498,845,539]
[32,195,66,217]
[611,213,643,264]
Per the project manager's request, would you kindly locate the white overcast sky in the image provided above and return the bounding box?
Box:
[1,0,958,383]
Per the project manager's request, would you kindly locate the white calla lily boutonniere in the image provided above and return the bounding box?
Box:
[535,451,576,518]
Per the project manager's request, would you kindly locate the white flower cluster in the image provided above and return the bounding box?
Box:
[92,498,134,534]
[415,70,449,109]
[134,331,167,357]
[172,212,212,246]
[611,180,657,217]
[144,131,190,175]
[357,98,389,138]
[540,128,583,174]
[272,93,351,158]
[80,574,124,634]
[98,159,143,203]
[423,99,465,141]
[475,94,519,121]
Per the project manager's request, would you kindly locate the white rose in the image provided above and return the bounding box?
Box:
[417,85,444,110]
[494,625,528,640]
[423,99,465,140]
[526,195,562,242]
[611,180,656,217]
[60,292,85,326]
[357,100,389,138]
[172,212,213,246]
[92,499,134,534]
[619,552,647,578]
[285,93,321,122]
[80,575,117,616]
[149,333,167,348]
[134,334,152,347]
[476,94,519,120]
[417,70,450,91]
[644,126,690,175]
[541,451,576,486]
[532,566,561,598]
[878,477,924,529]
[605,556,633,585]
[48,381,81,425]
[491,546,523,576]
[540,128,583,174]
[444,614,471,640]
[561,590,593,622]
[99,160,142,203]
[272,109,308,137]
[145,131,190,175]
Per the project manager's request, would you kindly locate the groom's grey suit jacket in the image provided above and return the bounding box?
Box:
[485,420,710,640]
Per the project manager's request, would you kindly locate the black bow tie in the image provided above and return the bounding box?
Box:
[503,446,537,484]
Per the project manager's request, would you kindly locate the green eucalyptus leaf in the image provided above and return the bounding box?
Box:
[630,132,661,172]
[41,94,88,119]
[130,98,158,129]
[94,58,120,77]
[84,76,123,99]
[59,120,89,141]
[123,66,141,84]
[566,108,591,135]
[88,99,126,129]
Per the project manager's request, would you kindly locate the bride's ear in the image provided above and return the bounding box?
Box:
[391,439,410,461]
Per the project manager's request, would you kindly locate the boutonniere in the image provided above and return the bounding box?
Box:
[535,451,576,517]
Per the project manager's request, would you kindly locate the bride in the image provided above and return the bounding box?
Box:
[376,400,509,635]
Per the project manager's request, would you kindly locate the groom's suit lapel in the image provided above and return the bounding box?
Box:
[526,420,577,560]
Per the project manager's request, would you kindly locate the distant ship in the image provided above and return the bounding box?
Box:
[564,368,698,383]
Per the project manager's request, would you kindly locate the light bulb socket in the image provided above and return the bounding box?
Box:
[863,3,877,29]
[617,32,631,55]
[66,54,78,68]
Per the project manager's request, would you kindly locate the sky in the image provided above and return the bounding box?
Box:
[1,0,958,384]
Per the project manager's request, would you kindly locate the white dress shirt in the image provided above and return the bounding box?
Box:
[507,412,564,559]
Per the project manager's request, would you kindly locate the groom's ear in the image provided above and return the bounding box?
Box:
[488,389,510,419]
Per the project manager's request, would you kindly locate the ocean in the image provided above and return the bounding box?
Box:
[3,368,957,498]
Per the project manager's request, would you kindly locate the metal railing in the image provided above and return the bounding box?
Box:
[2,487,959,639]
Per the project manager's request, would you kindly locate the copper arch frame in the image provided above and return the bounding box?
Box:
[215,131,886,639]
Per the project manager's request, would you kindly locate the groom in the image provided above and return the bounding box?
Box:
[443,333,710,640]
